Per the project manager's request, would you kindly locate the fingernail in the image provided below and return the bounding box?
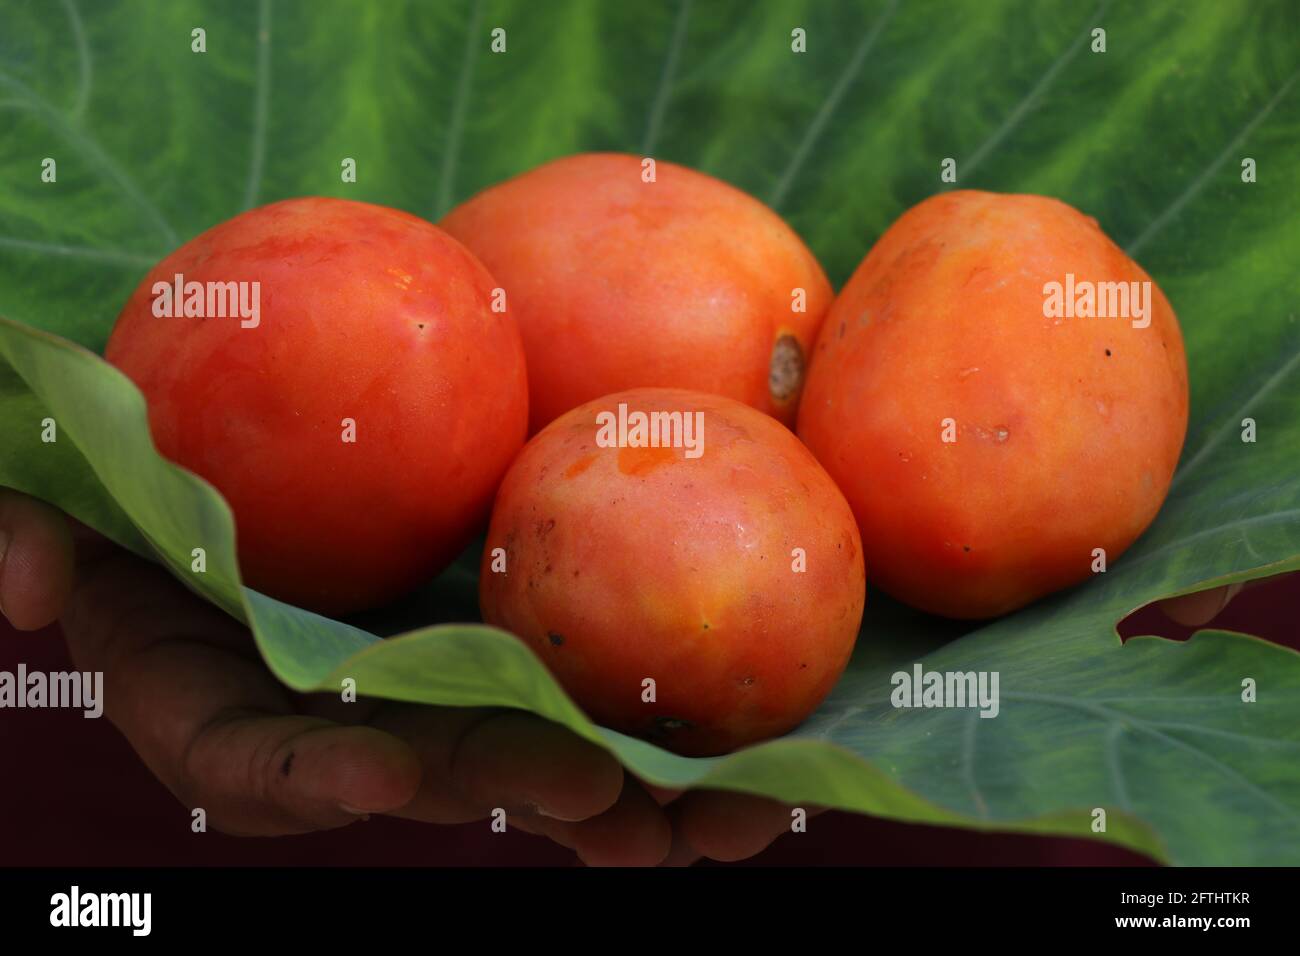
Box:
[339,804,372,820]
[511,800,576,822]
[537,807,589,823]
[521,800,579,822]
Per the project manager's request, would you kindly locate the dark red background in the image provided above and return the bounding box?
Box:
[2,574,1294,866]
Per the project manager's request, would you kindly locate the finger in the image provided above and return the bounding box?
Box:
[1157,583,1243,627]
[658,805,703,867]
[0,490,75,630]
[372,706,624,826]
[180,712,422,836]
[677,791,802,862]
[506,812,578,850]
[61,551,420,835]
[566,776,673,867]
[453,713,625,823]
[62,549,259,668]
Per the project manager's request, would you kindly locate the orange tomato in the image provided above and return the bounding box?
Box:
[442,153,832,433]
[799,191,1189,618]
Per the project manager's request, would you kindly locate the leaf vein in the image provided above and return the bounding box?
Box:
[1104,722,1133,813]
[953,0,1108,184]
[0,70,178,247]
[1119,509,1300,574]
[435,0,485,218]
[641,0,692,156]
[1004,691,1299,825]
[1171,347,1300,492]
[1125,68,1300,258]
[0,236,157,268]
[961,708,990,819]
[242,0,274,211]
[1133,723,1300,824]
[60,0,92,123]
[767,0,899,210]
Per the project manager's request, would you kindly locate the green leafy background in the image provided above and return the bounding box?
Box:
[2,0,1298,864]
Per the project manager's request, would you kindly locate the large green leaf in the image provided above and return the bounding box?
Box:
[2,0,1298,865]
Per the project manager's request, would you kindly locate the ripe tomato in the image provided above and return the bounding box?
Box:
[107,197,528,614]
[442,153,832,433]
[481,387,865,755]
[799,191,1188,618]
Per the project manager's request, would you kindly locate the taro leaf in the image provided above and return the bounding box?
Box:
[2,0,1299,865]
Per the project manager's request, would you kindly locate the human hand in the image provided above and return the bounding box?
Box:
[0,488,803,865]
[1156,582,1248,627]
[0,489,74,630]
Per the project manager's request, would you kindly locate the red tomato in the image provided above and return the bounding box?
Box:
[480,388,865,755]
[107,197,528,614]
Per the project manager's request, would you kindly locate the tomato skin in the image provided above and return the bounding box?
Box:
[479,388,865,756]
[441,153,833,433]
[798,191,1190,619]
[106,197,528,615]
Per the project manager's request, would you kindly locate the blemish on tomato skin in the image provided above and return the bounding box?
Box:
[617,445,676,476]
[769,333,804,403]
[971,424,1010,443]
[564,454,597,478]
[651,716,694,735]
